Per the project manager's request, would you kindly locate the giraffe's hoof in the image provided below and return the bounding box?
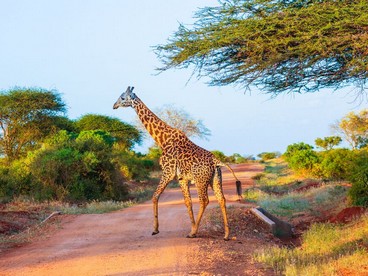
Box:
[186,234,197,238]
[152,230,159,235]
[223,237,230,241]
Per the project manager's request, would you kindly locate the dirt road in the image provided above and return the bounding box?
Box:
[0,163,270,275]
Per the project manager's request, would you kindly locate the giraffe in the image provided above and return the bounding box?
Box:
[113,86,242,240]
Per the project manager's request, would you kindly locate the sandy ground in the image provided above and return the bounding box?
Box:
[0,163,273,276]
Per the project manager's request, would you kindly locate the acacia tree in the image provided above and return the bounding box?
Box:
[155,105,211,140]
[315,136,342,150]
[332,109,368,149]
[74,114,142,150]
[155,0,368,95]
[0,88,66,161]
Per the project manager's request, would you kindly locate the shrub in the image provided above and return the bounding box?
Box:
[318,148,355,180]
[349,150,368,207]
[27,130,129,202]
[116,151,153,181]
[0,159,34,201]
[284,143,319,176]
[211,150,227,162]
[258,152,280,161]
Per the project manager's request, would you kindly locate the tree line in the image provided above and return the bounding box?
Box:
[283,109,368,206]
[0,88,151,202]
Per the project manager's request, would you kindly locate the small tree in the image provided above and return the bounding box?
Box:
[257,152,280,161]
[0,87,66,162]
[284,143,319,175]
[333,109,368,149]
[315,136,342,151]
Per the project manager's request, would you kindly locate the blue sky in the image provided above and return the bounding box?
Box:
[0,0,364,156]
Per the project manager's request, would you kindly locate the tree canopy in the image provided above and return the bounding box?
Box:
[315,136,342,150]
[74,114,142,150]
[0,88,66,161]
[333,109,368,149]
[155,0,368,95]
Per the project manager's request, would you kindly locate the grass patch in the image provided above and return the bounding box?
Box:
[243,188,269,203]
[245,159,349,220]
[245,184,348,220]
[253,159,301,189]
[259,195,310,217]
[254,216,368,275]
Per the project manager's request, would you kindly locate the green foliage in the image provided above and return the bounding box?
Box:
[211,150,250,163]
[227,153,250,163]
[317,148,355,180]
[21,130,128,202]
[284,143,319,175]
[348,150,368,207]
[146,146,162,170]
[0,160,33,200]
[116,151,153,181]
[315,136,342,150]
[258,151,280,161]
[0,87,66,161]
[333,109,368,149]
[74,114,142,150]
[211,150,227,162]
[155,0,368,94]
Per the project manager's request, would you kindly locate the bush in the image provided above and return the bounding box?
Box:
[0,160,34,201]
[117,151,153,181]
[283,143,319,176]
[211,150,227,162]
[317,148,355,180]
[27,130,128,202]
[258,152,280,161]
[349,150,368,207]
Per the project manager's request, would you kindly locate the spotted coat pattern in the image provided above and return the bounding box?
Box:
[113,87,241,240]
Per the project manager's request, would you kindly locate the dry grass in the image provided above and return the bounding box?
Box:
[254,215,368,275]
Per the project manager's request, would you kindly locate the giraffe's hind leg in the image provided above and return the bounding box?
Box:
[213,167,230,240]
[187,183,209,238]
[179,179,196,236]
[152,168,174,235]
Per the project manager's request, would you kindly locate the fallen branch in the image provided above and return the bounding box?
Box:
[41,211,62,224]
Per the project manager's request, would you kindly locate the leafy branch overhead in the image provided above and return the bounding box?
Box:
[155,0,368,94]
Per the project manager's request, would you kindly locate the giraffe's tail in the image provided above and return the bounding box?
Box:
[215,160,242,199]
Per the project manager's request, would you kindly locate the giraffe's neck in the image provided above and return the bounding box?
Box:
[132,97,173,148]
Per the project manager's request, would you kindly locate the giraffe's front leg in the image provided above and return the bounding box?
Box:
[152,171,173,235]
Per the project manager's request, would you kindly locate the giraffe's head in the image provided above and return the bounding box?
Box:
[113,86,137,109]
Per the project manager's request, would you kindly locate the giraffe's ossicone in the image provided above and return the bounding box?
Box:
[113,86,242,240]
